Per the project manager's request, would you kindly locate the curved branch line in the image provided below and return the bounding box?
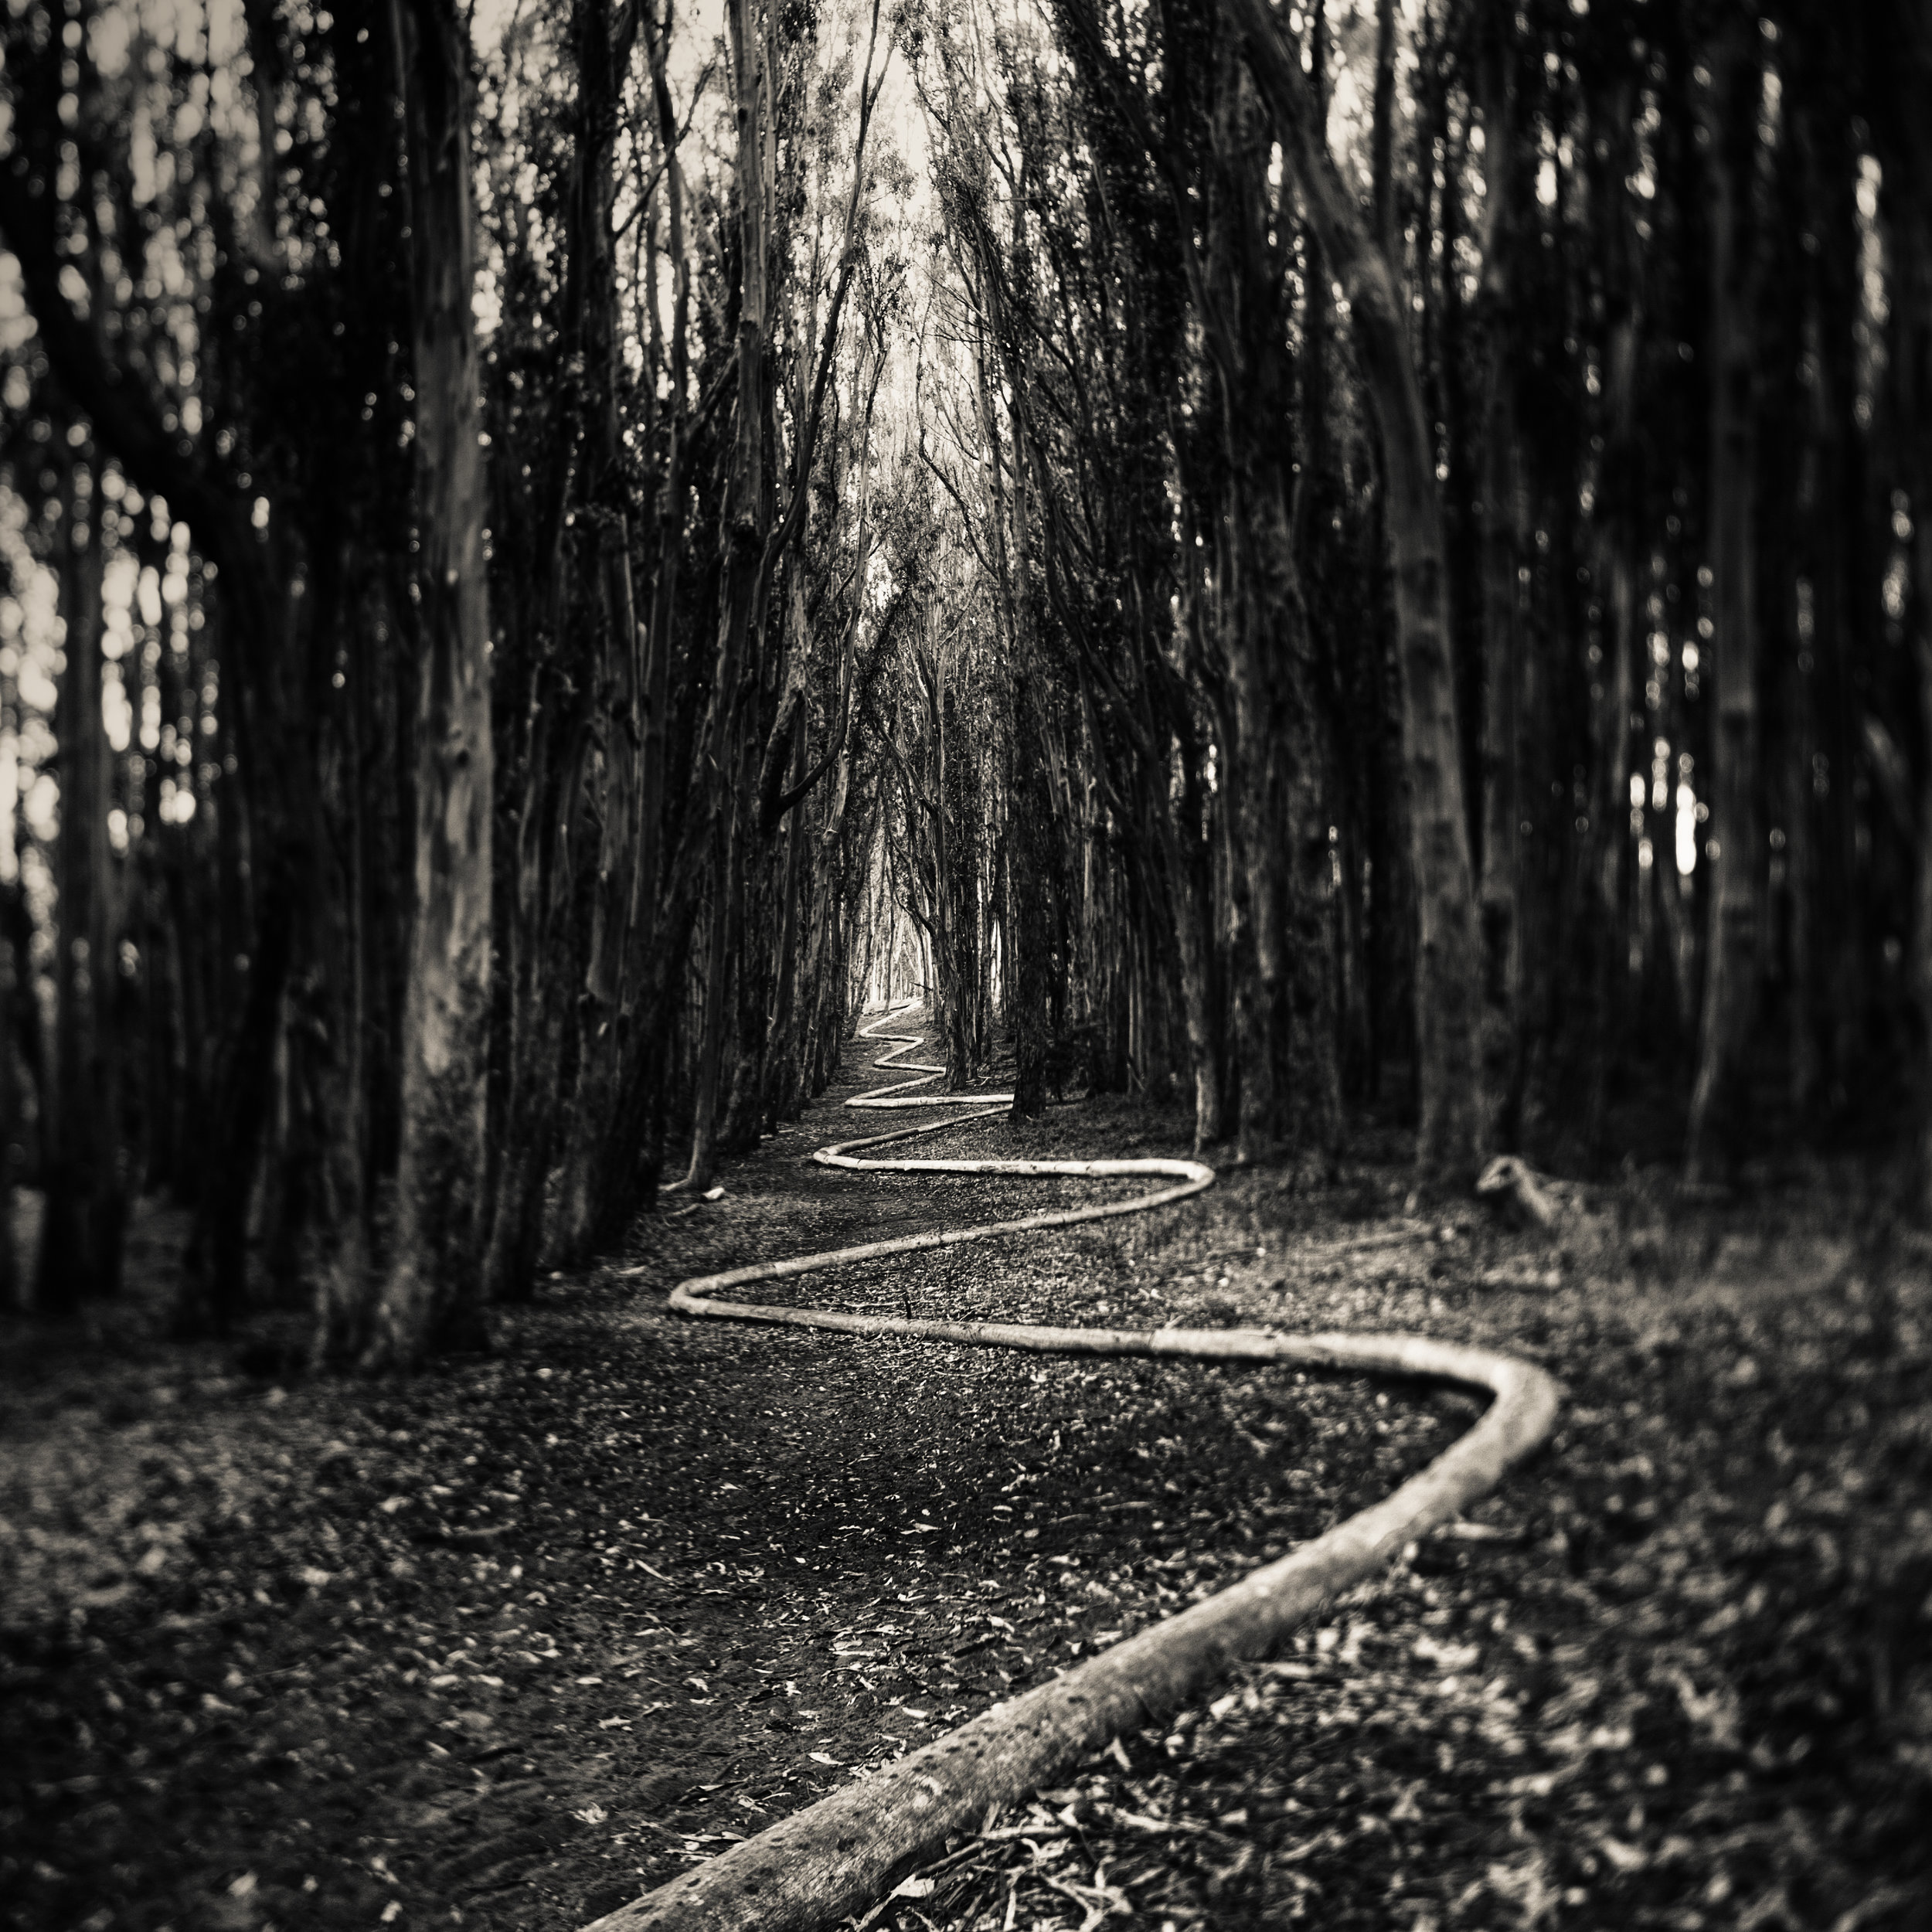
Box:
[592,1005,1560,1932]
[838,1018,1015,1109]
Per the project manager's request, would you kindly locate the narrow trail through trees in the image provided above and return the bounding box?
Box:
[592,1009,1563,1932]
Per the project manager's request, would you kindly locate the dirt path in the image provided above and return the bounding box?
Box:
[2,1017,1448,1932]
[5,1025,1926,1932]
[620,1009,1553,1931]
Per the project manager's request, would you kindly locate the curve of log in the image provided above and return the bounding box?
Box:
[590,1006,1560,1932]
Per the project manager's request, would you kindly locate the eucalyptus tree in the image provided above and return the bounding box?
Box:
[894,0,1932,1201]
[1223,0,1481,1181]
[3,0,1930,1364]
[913,0,1348,1162]
[365,0,496,1366]
[1,0,419,1343]
[677,0,897,1189]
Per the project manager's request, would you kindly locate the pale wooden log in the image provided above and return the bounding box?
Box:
[842,1009,1016,1108]
[590,1005,1560,1932]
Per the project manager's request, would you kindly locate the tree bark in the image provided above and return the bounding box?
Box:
[1894,151,1932,1216]
[369,0,495,1366]
[551,0,649,1263]
[1583,76,1645,1151]
[1685,20,1764,1186]
[36,479,125,1309]
[1370,0,1397,262]
[680,0,773,1193]
[1225,0,1484,1182]
[1009,678,1055,1122]
[1475,22,1522,1151]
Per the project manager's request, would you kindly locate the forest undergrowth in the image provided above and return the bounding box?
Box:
[3,1047,1928,1932]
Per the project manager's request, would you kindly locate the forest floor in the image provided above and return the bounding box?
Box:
[3,1020,1930,1932]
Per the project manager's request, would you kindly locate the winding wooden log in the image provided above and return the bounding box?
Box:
[591,1006,1560,1932]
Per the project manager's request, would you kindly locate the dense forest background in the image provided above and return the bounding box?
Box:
[0,0,1927,1364]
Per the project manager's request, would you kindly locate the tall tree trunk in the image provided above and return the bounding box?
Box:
[303,554,373,1364]
[1686,20,1764,1185]
[1009,679,1054,1122]
[1583,73,1645,1151]
[1896,157,1932,1216]
[37,480,125,1308]
[1917,570,1932,1220]
[549,517,642,1253]
[1370,0,1397,262]
[0,871,16,1313]
[481,682,585,1304]
[764,705,808,1121]
[684,767,743,1191]
[551,0,648,1263]
[1226,0,1485,1182]
[1165,753,1223,1150]
[591,5,696,1231]
[369,0,495,1366]
[681,0,772,1193]
[1475,22,1522,1150]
